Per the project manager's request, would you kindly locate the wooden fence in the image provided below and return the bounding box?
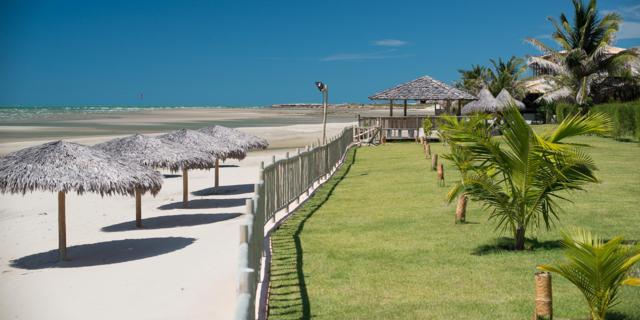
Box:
[235,126,355,320]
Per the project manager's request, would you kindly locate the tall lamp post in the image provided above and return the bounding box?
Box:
[315,81,328,144]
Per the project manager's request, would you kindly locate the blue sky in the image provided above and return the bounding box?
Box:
[1,0,639,106]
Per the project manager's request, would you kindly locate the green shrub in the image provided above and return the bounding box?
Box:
[555,103,580,122]
[591,101,640,140]
[423,117,433,132]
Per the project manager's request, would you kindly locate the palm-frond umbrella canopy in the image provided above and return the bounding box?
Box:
[198,125,268,152]
[0,140,162,260]
[496,89,526,110]
[94,134,215,227]
[95,134,215,172]
[158,129,234,207]
[369,75,477,116]
[461,88,501,115]
[197,125,268,188]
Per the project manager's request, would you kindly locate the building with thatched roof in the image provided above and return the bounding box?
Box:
[369,75,476,116]
[0,140,162,260]
[461,88,499,115]
[496,89,526,109]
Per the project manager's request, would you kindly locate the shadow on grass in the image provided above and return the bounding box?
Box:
[471,237,563,256]
[268,148,357,320]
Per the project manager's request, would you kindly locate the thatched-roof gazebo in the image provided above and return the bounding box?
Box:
[159,129,236,207]
[197,125,268,188]
[0,140,162,260]
[94,134,216,227]
[496,89,526,110]
[461,88,500,115]
[369,75,477,116]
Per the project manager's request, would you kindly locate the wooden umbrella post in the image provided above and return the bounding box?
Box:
[214,158,220,188]
[135,189,142,228]
[534,272,553,320]
[57,191,67,261]
[182,168,189,208]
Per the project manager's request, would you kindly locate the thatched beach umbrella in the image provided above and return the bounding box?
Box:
[496,89,526,110]
[0,141,162,260]
[461,88,500,115]
[197,125,268,187]
[159,129,233,207]
[94,134,215,227]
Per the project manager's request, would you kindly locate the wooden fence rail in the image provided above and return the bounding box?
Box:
[235,126,355,320]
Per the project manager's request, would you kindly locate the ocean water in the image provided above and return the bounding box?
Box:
[0,105,267,122]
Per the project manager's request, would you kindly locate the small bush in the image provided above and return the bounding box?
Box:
[591,101,640,141]
[555,103,580,122]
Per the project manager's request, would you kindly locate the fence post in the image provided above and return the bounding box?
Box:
[431,154,438,171]
[285,152,290,215]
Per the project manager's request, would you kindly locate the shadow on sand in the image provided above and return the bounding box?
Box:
[158,198,248,210]
[192,184,254,196]
[101,213,242,232]
[10,237,195,270]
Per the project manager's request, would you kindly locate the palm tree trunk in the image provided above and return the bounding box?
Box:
[515,226,526,250]
[455,194,467,223]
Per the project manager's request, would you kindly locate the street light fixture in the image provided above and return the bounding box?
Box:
[315,81,328,144]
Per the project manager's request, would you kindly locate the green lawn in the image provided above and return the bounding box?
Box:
[268,134,640,320]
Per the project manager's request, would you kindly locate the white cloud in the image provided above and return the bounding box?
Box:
[372,39,407,47]
[321,51,412,62]
[618,21,640,40]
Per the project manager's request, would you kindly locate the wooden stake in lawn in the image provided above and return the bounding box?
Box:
[381,135,387,145]
[437,163,445,186]
[431,153,438,171]
[426,143,431,159]
[534,272,553,320]
[455,194,467,224]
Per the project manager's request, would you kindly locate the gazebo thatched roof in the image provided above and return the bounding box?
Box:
[0,141,162,196]
[369,76,477,101]
[94,134,216,172]
[496,89,526,109]
[461,88,500,115]
[159,129,244,160]
[197,125,268,153]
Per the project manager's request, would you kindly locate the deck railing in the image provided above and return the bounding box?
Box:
[235,126,355,320]
[358,115,469,140]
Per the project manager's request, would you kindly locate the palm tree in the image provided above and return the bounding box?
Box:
[538,228,640,320]
[487,56,526,98]
[455,65,491,95]
[446,106,611,250]
[439,114,491,223]
[526,0,638,107]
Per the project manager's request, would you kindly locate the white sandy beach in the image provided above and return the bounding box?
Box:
[0,121,350,320]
